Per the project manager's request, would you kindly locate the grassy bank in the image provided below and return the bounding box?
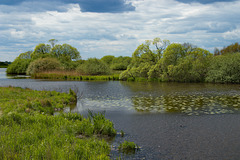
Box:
[0,86,116,159]
[33,71,120,81]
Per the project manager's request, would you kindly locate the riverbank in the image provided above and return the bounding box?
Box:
[32,71,120,81]
[0,86,116,159]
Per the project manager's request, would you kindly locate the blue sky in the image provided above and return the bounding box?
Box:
[0,0,239,61]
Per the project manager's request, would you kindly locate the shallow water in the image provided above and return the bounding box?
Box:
[1,68,240,159]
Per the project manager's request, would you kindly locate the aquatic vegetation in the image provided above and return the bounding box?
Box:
[0,86,117,159]
[132,94,240,115]
[118,140,139,154]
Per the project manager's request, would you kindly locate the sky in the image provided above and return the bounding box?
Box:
[0,0,239,61]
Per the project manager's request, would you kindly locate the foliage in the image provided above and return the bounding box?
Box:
[76,58,111,75]
[26,58,61,75]
[6,51,32,74]
[110,56,132,70]
[31,43,51,60]
[206,53,240,83]
[51,44,80,61]
[120,39,213,82]
[7,40,81,75]
[214,42,240,55]
[101,55,115,65]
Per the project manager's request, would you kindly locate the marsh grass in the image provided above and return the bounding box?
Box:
[33,71,120,81]
[118,140,140,154]
[0,86,116,159]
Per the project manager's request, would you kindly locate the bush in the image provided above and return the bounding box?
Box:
[26,58,61,75]
[206,53,240,83]
[76,58,111,75]
[6,58,31,74]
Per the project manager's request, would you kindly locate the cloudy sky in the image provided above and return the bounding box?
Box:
[0,0,239,61]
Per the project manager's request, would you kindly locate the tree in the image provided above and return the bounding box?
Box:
[101,55,115,65]
[6,51,32,74]
[31,43,51,60]
[110,56,132,70]
[51,44,80,61]
[76,58,111,75]
[48,39,58,48]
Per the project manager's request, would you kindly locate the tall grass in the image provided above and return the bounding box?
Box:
[33,71,120,81]
[0,86,116,159]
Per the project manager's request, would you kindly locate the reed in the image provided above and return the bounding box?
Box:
[33,71,120,81]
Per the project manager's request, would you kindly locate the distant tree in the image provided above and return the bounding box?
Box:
[110,56,132,70]
[48,39,58,48]
[76,58,111,75]
[218,42,240,55]
[6,51,32,74]
[101,55,115,65]
[214,47,220,56]
[31,43,51,60]
[51,44,80,61]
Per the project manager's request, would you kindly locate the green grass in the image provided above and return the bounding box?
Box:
[0,86,116,159]
[33,71,120,81]
[118,140,139,154]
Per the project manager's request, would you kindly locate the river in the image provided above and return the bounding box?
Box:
[1,68,240,159]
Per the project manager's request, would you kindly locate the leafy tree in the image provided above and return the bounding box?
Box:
[206,53,240,83]
[76,58,111,75]
[101,55,115,65]
[48,39,58,48]
[26,58,61,75]
[51,44,80,61]
[31,43,51,60]
[110,56,131,70]
[6,51,32,74]
[220,42,240,55]
[120,38,170,80]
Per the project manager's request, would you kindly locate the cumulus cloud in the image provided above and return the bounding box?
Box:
[0,0,240,61]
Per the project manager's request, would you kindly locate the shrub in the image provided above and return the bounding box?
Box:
[206,53,240,83]
[76,58,111,75]
[6,58,31,74]
[26,58,61,75]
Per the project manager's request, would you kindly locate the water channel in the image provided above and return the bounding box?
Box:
[1,68,240,159]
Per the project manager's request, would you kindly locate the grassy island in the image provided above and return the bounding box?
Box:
[0,86,116,159]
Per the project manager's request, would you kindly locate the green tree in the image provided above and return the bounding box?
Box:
[6,51,32,74]
[76,58,111,75]
[31,43,51,60]
[101,55,115,65]
[48,39,58,48]
[51,44,80,61]
[206,53,240,83]
[110,56,131,70]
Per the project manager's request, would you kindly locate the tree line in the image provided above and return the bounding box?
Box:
[6,38,240,83]
[6,39,131,75]
[120,39,240,83]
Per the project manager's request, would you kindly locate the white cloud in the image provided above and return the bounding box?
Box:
[0,0,240,61]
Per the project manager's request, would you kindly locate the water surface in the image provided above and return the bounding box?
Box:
[1,68,240,159]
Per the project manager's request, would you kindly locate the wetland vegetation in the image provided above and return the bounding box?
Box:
[0,86,124,159]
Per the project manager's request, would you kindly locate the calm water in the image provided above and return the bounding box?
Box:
[1,68,240,159]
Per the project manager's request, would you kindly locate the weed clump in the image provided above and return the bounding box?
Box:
[118,140,140,154]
